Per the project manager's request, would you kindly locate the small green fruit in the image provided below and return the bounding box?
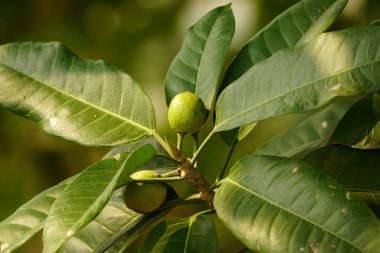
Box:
[168,92,207,135]
[123,170,167,213]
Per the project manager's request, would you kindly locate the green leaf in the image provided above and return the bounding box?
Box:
[350,192,380,216]
[60,189,170,253]
[329,94,380,146]
[214,155,380,252]
[221,0,348,87]
[302,145,380,192]
[140,214,218,253]
[59,190,140,253]
[254,97,358,157]
[42,144,156,253]
[215,26,380,132]
[353,122,380,149]
[218,0,348,144]
[164,5,234,110]
[302,145,380,215]
[0,177,74,253]
[0,42,155,147]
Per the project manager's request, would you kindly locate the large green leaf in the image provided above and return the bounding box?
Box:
[254,98,358,157]
[218,0,348,144]
[140,214,218,253]
[214,155,380,252]
[302,145,380,215]
[0,177,74,253]
[302,145,380,192]
[329,94,380,146]
[42,144,156,253]
[164,5,234,110]
[0,42,155,146]
[221,0,348,88]
[60,190,169,253]
[215,26,380,132]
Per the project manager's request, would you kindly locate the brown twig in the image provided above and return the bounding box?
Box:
[167,140,214,207]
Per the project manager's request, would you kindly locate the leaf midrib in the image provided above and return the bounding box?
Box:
[224,178,362,251]
[215,58,380,131]
[0,62,155,134]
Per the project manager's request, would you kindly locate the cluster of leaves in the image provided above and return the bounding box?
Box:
[0,0,380,252]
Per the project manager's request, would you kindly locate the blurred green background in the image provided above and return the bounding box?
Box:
[0,0,379,252]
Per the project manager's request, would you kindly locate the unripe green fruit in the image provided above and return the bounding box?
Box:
[168,92,207,135]
[123,170,167,213]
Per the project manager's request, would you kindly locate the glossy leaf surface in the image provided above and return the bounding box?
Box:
[215,26,380,132]
[140,214,218,253]
[214,155,380,252]
[43,144,156,253]
[218,0,348,144]
[0,42,155,147]
[0,178,74,253]
[255,98,357,157]
[164,5,234,110]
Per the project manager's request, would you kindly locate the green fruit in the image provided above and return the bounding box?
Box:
[168,92,207,135]
[123,170,167,213]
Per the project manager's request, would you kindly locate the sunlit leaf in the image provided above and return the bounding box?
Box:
[215,26,380,132]
[140,214,218,253]
[0,177,74,253]
[42,144,156,253]
[218,0,348,144]
[214,155,380,252]
[164,5,234,110]
[60,190,169,253]
[0,42,155,147]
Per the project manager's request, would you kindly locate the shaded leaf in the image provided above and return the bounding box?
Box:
[218,0,348,144]
[353,123,380,149]
[255,97,358,157]
[302,145,380,216]
[0,177,74,253]
[302,145,380,191]
[0,42,155,146]
[350,192,380,216]
[329,94,380,146]
[164,5,234,110]
[215,26,380,132]
[42,144,156,253]
[140,214,218,253]
[214,155,380,252]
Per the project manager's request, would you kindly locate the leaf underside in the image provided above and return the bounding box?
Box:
[0,42,155,147]
[214,155,380,252]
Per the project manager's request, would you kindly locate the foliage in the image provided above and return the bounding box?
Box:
[0,0,380,252]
